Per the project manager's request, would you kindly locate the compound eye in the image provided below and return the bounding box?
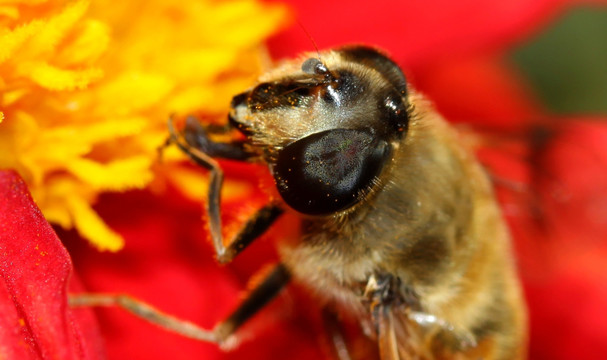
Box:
[273,129,390,215]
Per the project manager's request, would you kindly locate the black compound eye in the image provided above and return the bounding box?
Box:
[273,129,390,215]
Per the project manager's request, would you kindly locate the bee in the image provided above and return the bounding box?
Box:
[73,45,527,359]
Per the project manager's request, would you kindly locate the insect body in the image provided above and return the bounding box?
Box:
[169,46,527,360]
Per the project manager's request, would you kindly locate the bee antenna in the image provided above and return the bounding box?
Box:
[296,20,321,61]
[297,20,333,79]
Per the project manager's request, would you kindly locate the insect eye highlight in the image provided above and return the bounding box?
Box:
[301,58,328,76]
[383,93,409,134]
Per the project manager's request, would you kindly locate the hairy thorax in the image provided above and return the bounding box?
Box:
[279,98,526,359]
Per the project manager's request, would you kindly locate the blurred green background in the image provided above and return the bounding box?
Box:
[512,6,607,115]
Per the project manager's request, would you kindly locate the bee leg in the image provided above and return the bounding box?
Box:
[363,274,477,356]
[156,135,173,163]
[212,263,290,344]
[407,312,477,350]
[169,115,252,160]
[217,202,284,264]
[322,308,353,360]
[363,273,418,311]
[167,116,281,263]
[69,293,217,342]
[69,263,290,346]
[363,274,424,360]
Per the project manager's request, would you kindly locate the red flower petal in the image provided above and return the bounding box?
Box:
[0,170,105,360]
[534,119,607,245]
[269,0,580,66]
[525,249,607,360]
[412,54,545,129]
[496,119,607,360]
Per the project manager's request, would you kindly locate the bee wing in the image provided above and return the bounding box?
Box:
[375,304,432,360]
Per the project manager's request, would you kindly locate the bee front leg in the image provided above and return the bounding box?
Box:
[167,116,283,263]
[363,274,428,360]
[71,118,291,345]
[321,308,354,360]
[363,274,477,359]
[169,115,252,160]
[69,263,290,347]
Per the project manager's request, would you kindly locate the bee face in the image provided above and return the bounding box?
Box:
[228,47,410,215]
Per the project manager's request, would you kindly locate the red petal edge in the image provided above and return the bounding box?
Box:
[0,170,105,360]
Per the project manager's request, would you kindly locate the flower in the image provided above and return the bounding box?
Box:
[0,0,288,251]
[66,1,607,359]
[0,170,104,360]
[2,0,607,359]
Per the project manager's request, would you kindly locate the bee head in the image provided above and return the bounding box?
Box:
[228,46,411,215]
